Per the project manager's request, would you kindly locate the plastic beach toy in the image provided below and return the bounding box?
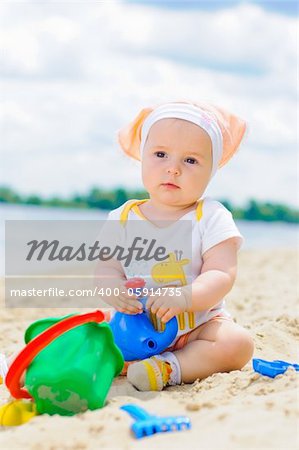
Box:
[0,400,37,426]
[121,403,191,439]
[0,353,8,385]
[252,358,299,378]
[109,278,178,361]
[5,311,124,416]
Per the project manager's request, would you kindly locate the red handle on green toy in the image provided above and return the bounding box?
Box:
[5,310,105,400]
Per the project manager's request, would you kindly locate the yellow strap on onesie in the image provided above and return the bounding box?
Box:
[120,199,204,225]
[120,199,148,225]
[195,199,203,221]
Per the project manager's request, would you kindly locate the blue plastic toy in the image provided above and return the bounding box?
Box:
[120,403,191,439]
[252,358,299,378]
[109,278,178,361]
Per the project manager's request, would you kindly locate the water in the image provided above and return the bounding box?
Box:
[1,203,298,274]
[0,203,108,221]
[236,219,298,250]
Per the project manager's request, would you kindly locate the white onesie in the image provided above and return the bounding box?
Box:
[100,197,244,340]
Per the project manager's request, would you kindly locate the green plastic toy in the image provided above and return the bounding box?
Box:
[5,311,124,417]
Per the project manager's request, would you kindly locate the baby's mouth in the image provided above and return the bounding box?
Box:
[161,182,180,189]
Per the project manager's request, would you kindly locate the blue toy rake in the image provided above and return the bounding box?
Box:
[120,403,191,439]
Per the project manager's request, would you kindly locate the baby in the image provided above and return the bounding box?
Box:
[95,101,255,391]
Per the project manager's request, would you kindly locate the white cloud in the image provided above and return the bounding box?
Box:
[0,1,297,207]
[116,3,296,76]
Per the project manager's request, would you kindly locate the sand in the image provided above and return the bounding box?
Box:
[0,249,298,450]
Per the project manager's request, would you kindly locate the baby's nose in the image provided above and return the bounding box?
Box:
[167,162,181,175]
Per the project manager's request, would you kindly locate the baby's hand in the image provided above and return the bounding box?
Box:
[146,286,191,323]
[96,277,143,315]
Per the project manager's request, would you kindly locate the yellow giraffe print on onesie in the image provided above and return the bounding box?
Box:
[151,252,194,331]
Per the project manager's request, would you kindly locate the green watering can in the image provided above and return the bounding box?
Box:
[5,311,124,416]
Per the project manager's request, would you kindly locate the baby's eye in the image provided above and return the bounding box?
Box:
[185,157,198,165]
[154,151,166,158]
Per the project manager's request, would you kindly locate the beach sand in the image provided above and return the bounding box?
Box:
[0,249,298,449]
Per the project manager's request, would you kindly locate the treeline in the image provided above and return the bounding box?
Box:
[0,186,298,223]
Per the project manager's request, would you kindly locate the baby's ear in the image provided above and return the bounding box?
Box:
[117,107,153,161]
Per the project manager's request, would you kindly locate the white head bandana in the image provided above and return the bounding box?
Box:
[140,103,223,178]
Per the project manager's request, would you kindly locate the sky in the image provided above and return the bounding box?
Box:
[128,0,298,16]
[0,0,298,208]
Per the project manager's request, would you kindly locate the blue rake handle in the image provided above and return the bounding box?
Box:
[120,403,191,439]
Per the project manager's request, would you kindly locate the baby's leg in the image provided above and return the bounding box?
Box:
[174,318,254,383]
[127,318,254,391]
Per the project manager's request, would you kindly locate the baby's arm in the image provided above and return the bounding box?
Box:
[95,258,143,314]
[146,237,239,322]
[186,236,238,313]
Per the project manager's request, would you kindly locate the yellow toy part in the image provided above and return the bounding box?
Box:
[0,399,37,426]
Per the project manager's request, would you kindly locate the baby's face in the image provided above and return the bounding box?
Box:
[142,118,213,207]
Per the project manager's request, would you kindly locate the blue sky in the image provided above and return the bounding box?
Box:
[0,0,297,207]
[127,0,298,16]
